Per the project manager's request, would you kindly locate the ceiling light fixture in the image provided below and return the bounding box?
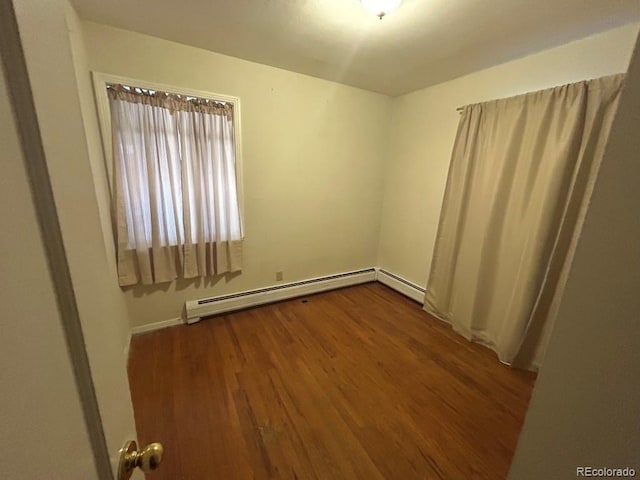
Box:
[361,0,403,19]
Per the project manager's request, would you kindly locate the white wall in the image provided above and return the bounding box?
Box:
[81,21,392,328]
[12,0,138,472]
[67,6,119,274]
[76,20,638,331]
[0,47,98,480]
[377,22,640,286]
[509,30,640,479]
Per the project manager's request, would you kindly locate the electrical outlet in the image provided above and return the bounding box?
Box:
[275,271,284,281]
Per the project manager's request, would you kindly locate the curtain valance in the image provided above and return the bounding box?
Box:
[107,83,233,117]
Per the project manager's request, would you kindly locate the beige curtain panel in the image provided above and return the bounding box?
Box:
[424,74,625,370]
[109,86,243,286]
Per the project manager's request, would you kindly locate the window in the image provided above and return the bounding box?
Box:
[95,75,243,286]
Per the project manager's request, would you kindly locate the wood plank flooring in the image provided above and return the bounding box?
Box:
[128,283,536,480]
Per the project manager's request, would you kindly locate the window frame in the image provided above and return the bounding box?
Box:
[91,71,245,233]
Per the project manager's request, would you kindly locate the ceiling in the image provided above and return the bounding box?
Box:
[71,0,640,96]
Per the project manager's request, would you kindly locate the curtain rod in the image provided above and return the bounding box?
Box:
[106,83,231,106]
[454,73,622,114]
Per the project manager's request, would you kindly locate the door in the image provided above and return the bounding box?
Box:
[1,0,155,478]
[0,42,106,480]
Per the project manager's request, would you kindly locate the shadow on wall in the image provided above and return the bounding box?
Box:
[126,271,242,298]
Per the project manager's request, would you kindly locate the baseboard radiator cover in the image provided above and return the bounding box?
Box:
[376,268,426,303]
[184,268,377,324]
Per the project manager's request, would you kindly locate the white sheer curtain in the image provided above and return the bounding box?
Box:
[424,74,625,370]
[109,86,242,286]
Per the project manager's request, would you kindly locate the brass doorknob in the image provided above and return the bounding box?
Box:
[118,440,164,480]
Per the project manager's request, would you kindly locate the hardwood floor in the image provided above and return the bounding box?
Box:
[128,283,536,480]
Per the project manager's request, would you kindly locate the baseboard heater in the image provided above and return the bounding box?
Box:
[376,268,426,303]
[184,268,377,324]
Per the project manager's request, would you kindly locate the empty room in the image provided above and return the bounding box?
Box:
[2,0,640,479]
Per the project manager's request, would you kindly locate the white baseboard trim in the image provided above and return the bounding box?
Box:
[130,317,182,335]
[127,267,425,335]
[185,268,377,324]
[376,268,426,303]
[123,331,131,369]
